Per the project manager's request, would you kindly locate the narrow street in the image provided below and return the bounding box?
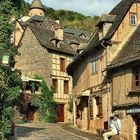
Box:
[10,122,102,140]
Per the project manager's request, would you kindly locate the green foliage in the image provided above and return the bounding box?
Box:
[0,0,22,139]
[24,3,99,32]
[31,77,56,123]
[68,100,73,113]
[45,7,100,32]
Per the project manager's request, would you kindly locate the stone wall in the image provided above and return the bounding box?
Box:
[15,27,52,86]
[29,8,45,17]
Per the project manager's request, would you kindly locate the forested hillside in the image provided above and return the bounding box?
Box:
[45,7,100,32]
[23,2,100,32]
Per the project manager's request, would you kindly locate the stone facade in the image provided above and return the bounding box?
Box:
[15,26,74,122]
[29,8,45,17]
[15,27,52,86]
[14,0,89,123]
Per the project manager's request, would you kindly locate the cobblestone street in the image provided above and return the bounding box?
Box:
[10,122,102,140]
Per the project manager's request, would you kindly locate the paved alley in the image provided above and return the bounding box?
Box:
[10,122,102,140]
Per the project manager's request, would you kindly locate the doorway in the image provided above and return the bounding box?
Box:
[57,104,64,122]
[26,103,37,121]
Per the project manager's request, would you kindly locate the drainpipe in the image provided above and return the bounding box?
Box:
[73,96,76,127]
[101,40,108,66]
[101,40,111,128]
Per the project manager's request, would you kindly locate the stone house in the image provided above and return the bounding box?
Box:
[14,0,88,122]
[67,0,140,136]
[107,25,140,140]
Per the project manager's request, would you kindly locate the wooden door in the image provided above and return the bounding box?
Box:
[57,104,64,122]
[27,110,34,121]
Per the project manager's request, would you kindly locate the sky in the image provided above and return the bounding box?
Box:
[25,0,121,16]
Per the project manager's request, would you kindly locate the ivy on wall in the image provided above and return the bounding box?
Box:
[31,76,57,123]
[0,0,24,139]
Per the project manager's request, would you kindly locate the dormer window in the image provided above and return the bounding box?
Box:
[130,13,137,25]
[50,39,60,48]
[91,54,98,75]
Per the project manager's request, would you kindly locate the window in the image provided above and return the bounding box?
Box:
[132,67,140,89]
[23,82,40,93]
[91,54,98,74]
[52,79,58,93]
[64,80,69,94]
[95,97,102,117]
[60,58,65,72]
[130,13,137,25]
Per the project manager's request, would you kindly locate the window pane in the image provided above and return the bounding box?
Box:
[64,80,69,94]
[92,54,98,74]
[133,67,140,89]
[130,14,137,25]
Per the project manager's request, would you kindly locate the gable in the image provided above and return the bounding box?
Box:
[105,0,139,40]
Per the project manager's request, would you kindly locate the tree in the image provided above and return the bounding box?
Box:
[0,0,23,139]
[31,77,56,123]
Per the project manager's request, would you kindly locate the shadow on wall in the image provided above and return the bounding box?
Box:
[73,58,89,87]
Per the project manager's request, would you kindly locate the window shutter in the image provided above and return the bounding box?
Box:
[53,79,58,93]
[132,67,140,90]
[64,80,69,94]
[95,96,102,117]
[98,97,102,117]
[88,99,93,119]
[60,58,65,72]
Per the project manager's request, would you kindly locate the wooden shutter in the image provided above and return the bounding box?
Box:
[88,99,93,119]
[60,58,65,72]
[132,67,140,90]
[53,79,58,93]
[64,80,69,94]
[98,97,102,117]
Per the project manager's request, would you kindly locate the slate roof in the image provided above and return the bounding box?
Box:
[28,15,45,22]
[104,0,134,40]
[107,26,140,70]
[26,15,62,30]
[67,0,138,75]
[67,30,100,75]
[29,24,75,55]
[30,0,45,11]
[64,33,88,45]
[64,29,91,38]
[41,17,62,30]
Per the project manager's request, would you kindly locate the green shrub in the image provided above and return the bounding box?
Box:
[31,76,57,123]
